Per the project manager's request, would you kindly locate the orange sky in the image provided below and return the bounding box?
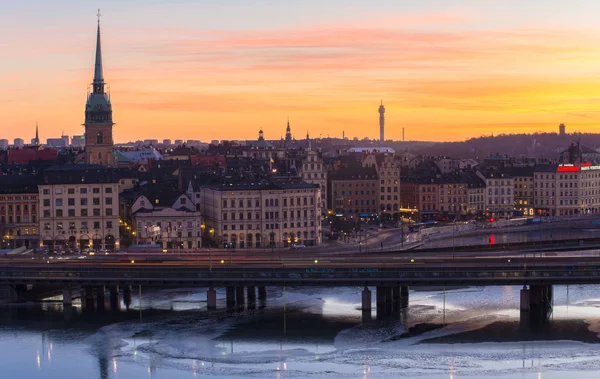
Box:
[3,2,600,143]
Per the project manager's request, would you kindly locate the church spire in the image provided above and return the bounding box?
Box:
[35,121,39,145]
[93,9,105,94]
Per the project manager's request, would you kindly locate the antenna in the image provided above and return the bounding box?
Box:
[97,9,101,24]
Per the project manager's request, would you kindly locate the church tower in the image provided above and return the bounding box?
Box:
[84,11,115,166]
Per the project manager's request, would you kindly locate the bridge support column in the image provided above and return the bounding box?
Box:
[235,286,245,309]
[96,286,106,310]
[247,286,256,309]
[226,286,236,308]
[62,287,73,306]
[529,284,553,321]
[123,286,132,310]
[376,287,386,305]
[258,286,267,299]
[362,287,372,311]
[83,286,95,310]
[400,285,409,308]
[520,286,530,312]
[207,288,217,310]
[376,286,391,319]
[392,287,401,302]
[258,286,267,308]
[109,286,120,311]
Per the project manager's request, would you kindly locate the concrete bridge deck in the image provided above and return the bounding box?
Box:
[1,256,600,287]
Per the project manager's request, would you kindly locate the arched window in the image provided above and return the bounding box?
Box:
[97,132,103,144]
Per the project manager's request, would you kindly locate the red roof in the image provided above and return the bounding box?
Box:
[6,148,58,164]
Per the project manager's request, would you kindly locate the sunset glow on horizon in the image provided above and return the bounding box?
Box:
[3,0,600,143]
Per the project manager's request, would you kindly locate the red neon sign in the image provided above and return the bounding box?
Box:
[557,166,580,172]
[581,162,592,167]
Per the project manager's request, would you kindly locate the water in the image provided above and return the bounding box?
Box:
[2,284,600,378]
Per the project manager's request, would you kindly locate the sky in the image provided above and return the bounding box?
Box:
[3,0,600,143]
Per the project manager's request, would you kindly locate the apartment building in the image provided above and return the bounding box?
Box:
[192,179,321,248]
[299,150,328,214]
[38,166,120,250]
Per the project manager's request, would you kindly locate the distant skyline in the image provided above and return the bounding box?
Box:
[3,1,600,142]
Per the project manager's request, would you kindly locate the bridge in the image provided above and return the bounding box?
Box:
[0,252,598,319]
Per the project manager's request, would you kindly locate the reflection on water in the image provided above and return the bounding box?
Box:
[2,285,600,378]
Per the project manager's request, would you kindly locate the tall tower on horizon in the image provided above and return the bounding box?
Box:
[33,121,39,145]
[84,10,115,166]
[379,101,385,143]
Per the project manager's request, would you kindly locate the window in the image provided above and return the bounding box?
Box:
[96,132,103,144]
[105,197,113,205]
[223,200,228,208]
[43,210,50,218]
[43,199,50,207]
[56,209,63,217]
[81,221,88,229]
[55,198,63,206]
[44,223,50,230]
[69,222,76,229]
[93,188,100,194]
[223,213,228,220]
[68,198,75,206]
[93,198,100,206]
[80,188,87,194]
[55,188,63,194]
[180,198,186,205]
[93,208,100,216]
[42,189,50,195]
[93,221,100,229]
[81,209,88,217]
[106,208,113,216]
[57,221,63,230]
[68,209,75,217]
[68,188,75,194]
[106,221,113,229]
[105,187,112,194]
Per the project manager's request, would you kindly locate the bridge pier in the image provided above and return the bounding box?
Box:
[235,286,245,309]
[362,287,372,322]
[523,284,553,321]
[247,286,256,309]
[400,285,409,308]
[123,286,132,310]
[207,288,217,310]
[520,286,530,312]
[62,287,73,306]
[83,286,95,310]
[226,286,236,308]
[96,286,106,311]
[258,286,267,308]
[108,286,120,311]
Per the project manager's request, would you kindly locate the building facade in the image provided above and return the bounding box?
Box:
[0,182,38,249]
[330,166,378,219]
[38,167,120,250]
[132,193,202,249]
[477,171,515,218]
[299,150,328,215]
[193,180,321,248]
[533,165,557,216]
